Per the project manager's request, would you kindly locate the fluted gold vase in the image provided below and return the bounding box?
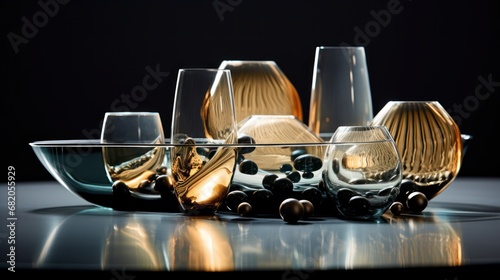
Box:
[370,101,462,212]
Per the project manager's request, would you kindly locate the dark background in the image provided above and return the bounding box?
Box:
[2,0,499,182]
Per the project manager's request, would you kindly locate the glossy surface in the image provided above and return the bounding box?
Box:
[323,126,402,220]
[371,101,463,202]
[2,178,500,276]
[171,69,238,215]
[219,60,303,123]
[309,46,373,139]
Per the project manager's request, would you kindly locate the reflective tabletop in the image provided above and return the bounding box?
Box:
[2,177,500,278]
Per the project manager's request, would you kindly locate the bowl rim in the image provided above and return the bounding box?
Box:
[29,135,472,148]
[29,139,335,148]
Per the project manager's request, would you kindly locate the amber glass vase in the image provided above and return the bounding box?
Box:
[370,101,463,212]
[218,60,303,124]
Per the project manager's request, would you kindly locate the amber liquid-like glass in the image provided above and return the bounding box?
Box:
[171,69,239,215]
[370,101,462,200]
[219,60,303,123]
[103,144,165,190]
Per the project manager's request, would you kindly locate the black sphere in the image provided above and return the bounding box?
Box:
[225,190,248,212]
[279,198,304,224]
[299,200,314,219]
[406,192,428,213]
[237,202,253,216]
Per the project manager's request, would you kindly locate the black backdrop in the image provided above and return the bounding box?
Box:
[2,0,499,182]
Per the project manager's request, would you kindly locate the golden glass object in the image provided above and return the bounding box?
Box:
[218,60,303,124]
[236,115,325,171]
[171,69,238,215]
[370,101,462,203]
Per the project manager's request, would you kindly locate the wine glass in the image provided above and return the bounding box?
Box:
[323,125,402,220]
[170,68,238,215]
[100,112,166,198]
[370,101,463,213]
[308,46,373,140]
[218,60,303,124]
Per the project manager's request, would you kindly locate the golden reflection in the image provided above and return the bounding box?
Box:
[319,214,463,269]
[166,216,234,271]
[102,216,166,271]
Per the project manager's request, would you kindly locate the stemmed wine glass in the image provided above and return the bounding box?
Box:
[170,68,238,215]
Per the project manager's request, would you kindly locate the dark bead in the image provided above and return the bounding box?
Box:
[238,134,256,154]
[293,154,323,172]
[208,149,217,159]
[301,187,322,209]
[225,190,248,212]
[286,171,301,183]
[406,192,428,213]
[299,200,314,219]
[271,178,294,197]
[331,158,340,174]
[291,148,307,161]
[399,179,418,196]
[337,188,358,205]
[390,202,404,215]
[112,181,131,198]
[349,196,371,215]
[148,173,159,182]
[250,189,274,214]
[156,166,168,175]
[302,171,314,179]
[262,174,278,189]
[280,164,293,173]
[279,198,304,224]
[237,202,253,216]
[239,159,259,175]
[154,174,174,192]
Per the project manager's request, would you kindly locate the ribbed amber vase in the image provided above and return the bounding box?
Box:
[370,101,463,201]
[219,60,303,124]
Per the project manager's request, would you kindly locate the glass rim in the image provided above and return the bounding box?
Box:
[316,46,365,50]
[29,139,402,148]
[103,111,160,116]
[178,68,231,73]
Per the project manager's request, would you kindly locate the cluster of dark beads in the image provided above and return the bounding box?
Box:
[111,166,179,211]
[332,182,399,218]
[390,179,428,215]
[224,135,325,222]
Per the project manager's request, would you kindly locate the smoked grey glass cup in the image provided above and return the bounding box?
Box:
[309,46,374,140]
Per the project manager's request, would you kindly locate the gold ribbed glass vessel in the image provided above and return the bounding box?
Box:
[370,101,463,201]
[218,60,303,124]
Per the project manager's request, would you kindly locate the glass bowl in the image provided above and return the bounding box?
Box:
[29,139,334,216]
[29,134,472,217]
